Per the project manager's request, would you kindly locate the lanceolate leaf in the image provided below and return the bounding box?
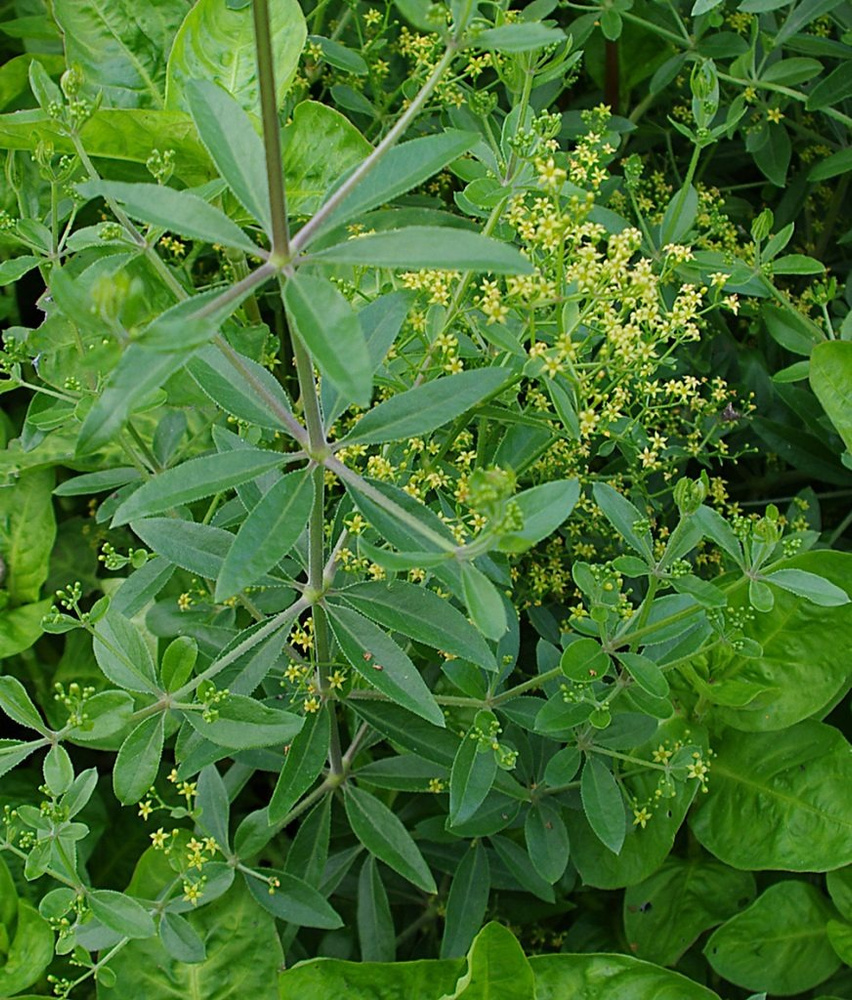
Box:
[342,369,509,446]
[283,271,372,408]
[460,563,507,640]
[337,580,496,670]
[441,842,490,959]
[114,714,165,804]
[268,709,330,824]
[581,756,626,855]
[449,735,498,827]
[327,603,445,726]
[309,226,534,273]
[216,470,313,600]
[185,695,304,750]
[76,180,260,254]
[130,518,238,579]
[244,869,342,929]
[112,449,285,525]
[357,857,395,962]
[186,79,271,233]
[344,785,436,893]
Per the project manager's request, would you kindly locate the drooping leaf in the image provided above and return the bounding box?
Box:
[530,951,721,999]
[580,757,626,855]
[267,709,330,824]
[449,735,498,827]
[283,271,372,408]
[344,785,436,893]
[357,857,395,962]
[440,843,490,959]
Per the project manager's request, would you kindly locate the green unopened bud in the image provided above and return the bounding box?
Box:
[673,474,708,515]
[60,65,84,98]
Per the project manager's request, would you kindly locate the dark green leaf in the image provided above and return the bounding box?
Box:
[525,801,570,884]
[441,843,490,959]
[114,714,165,804]
[592,483,653,558]
[449,735,498,827]
[244,869,342,929]
[616,652,670,698]
[357,857,395,962]
[185,695,304,750]
[489,835,555,903]
[267,710,330,824]
[159,911,206,964]
[344,785,436,893]
[196,764,231,853]
[581,757,626,854]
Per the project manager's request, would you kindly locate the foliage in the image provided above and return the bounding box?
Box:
[0,0,851,998]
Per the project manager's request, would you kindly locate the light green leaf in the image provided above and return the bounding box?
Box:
[461,563,507,641]
[160,636,198,693]
[764,567,849,606]
[43,744,74,797]
[342,368,508,446]
[0,467,56,603]
[530,951,721,999]
[76,180,259,254]
[113,449,284,526]
[99,880,283,999]
[440,921,535,1000]
[283,100,371,217]
[165,0,306,114]
[185,695,304,750]
[827,867,852,922]
[357,857,395,962]
[0,255,40,285]
[216,470,313,600]
[338,580,496,671]
[705,882,839,995]
[475,23,567,51]
[810,340,852,453]
[243,869,342,929]
[695,551,852,731]
[327,602,445,726]
[344,785,436,893]
[449,734,498,827]
[187,344,295,431]
[130,518,237,579]
[624,858,756,965]
[661,183,698,244]
[283,271,372,408]
[93,609,158,693]
[441,843,490,959]
[186,79,271,233]
[114,714,165,804]
[311,130,477,239]
[310,226,533,274]
[278,956,462,999]
[690,720,852,871]
[0,739,43,779]
[581,757,626,855]
[0,899,54,996]
[267,710,330,824]
[497,479,580,552]
[0,676,45,732]
[0,600,51,661]
[592,483,653,559]
[89,889,155,940]
[53,0,190,109]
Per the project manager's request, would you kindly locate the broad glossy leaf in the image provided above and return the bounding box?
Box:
[624,858,756,965]
[283,100,371,217]
[344,785,436,893]
[113,449,284,525]
[89,889,155,939]
[357,857,394,962]
[186,80,271,233]
[705,882,839,994]
[443,921,535,999]
[114,714,165,804]
[244,869,342,929]
[691,720,852,870]
[99,880,283,999]
[338,580,496,670]
[827,867,852,922]
[449,735,498,827]
[267,709,330,824]
[312,130,477,239]
[53,0,190,109]
[810,341,852,453]
[531,952,721,999]
[185,695,304,749]
[343,368,508,446]
[327,603,444,726]
[166,0,305,114]
[186,344,294,431]
[283,271,372,408]
[581,757,626,854]
[0,899,54,996]
[278,957,462,999]
[310,226,533,274]
[695,552,852,730]
[216,470,313,600]
[0,467,55,603]
[77,180,258,254]
[93,609,158,693]
[441,842,490,959]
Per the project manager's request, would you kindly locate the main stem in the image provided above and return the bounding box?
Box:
[253,0,290,259]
